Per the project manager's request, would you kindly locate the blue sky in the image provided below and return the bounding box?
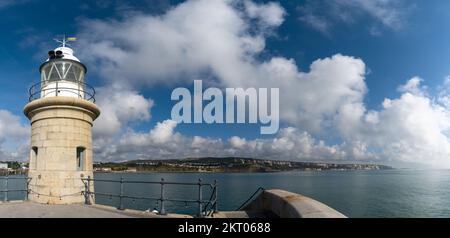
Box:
[2,0,450,167]
[0,0,448,120]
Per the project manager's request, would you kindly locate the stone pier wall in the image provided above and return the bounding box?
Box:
[242,189,347,218]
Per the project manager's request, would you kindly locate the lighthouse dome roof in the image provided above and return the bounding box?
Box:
[47,46,80,62]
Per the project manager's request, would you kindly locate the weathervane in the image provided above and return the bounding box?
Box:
[54,35,77,47]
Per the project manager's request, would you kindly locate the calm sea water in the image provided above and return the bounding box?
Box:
[2,169,450,218]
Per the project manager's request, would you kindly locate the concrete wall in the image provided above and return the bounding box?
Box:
[242,189,347,218]
[24,97,100,204]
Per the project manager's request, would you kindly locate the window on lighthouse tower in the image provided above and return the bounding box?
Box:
[31,146,38,169]
[76,147,86,171]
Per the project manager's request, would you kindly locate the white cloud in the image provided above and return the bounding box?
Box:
[149,119,178,144]
[336,78,450,168]
[78,0,367,134]
[97,120,348,162]
[93,86,154,140]
[103,80,450,168]
[229,136,247,149]
[373,91,450,167]
[299,14,331,35]
[75,0,450,168]
[244,0,285,28]
[77,0,282,88]
[0,110,28,141]
[397,76,426,95]
[298,0,409,35]
[0,110,29,161]
[255,54,367,133]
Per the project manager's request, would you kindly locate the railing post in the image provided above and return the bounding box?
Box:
[25,177,31,201]
[84,176,92,205]
[198,178,203,218]
[214,180,218,213]
[118,176,124,210]
[55,81,59,96]
[3,175,8,202]
[159,178,166,215]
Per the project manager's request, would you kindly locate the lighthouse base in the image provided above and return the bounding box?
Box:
[27,170,94,204]
[24,96,100,205]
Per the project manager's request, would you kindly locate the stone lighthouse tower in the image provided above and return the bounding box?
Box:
[23,38,100,204]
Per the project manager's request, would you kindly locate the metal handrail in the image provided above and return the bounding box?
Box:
[0,176,31,202]
[237,187,265,211]
[202,180,218,217]
[86,178,215,187]
[1,175,219,217]
[81,176,219,217]
[0,177,29,180]
[28,80,96,102]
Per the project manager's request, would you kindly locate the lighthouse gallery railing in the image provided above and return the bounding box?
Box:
[28,81,96,103]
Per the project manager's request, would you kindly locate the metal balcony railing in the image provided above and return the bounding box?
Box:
[81,176,219,217]
[0,176,31,202]
[28,80,96,103]
[1,175,219,217]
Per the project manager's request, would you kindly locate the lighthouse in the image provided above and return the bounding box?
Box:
[23,37,100,204]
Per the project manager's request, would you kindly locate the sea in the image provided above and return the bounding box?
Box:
[2,169,450,218]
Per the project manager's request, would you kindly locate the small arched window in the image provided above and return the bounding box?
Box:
[76,147,86,171]
[31,147,38,169]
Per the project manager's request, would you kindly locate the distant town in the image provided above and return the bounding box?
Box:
[0,161,28,175]
[93,157,393,173]
[0,158,392,175]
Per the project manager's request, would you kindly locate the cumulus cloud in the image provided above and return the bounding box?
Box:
[97,77,450,168]
[255,54,367,132]
[397,76,426,95]
[243,0,285,28]
[373,91,450,167]
[0,110,29,161]
[93,86,154,140]
[96,120,348,162]
[148,119,178,144]
[298,0,410,35]
[335,78,450,167]
[74,0,450,168]
[78,0,366,134]
[77,0,284,88]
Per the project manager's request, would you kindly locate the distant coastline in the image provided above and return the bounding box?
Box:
[93,157,393,173]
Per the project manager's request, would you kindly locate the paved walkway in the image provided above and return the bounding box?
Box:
[0,201,192,218]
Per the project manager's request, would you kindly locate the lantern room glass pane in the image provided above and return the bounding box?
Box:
[41,61,85,83]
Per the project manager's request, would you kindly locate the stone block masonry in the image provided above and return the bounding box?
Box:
[24,96,100,204]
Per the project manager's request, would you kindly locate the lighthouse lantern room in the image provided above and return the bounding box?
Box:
[30,37,94,102]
